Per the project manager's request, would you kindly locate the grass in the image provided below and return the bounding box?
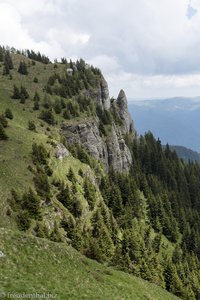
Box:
[0,54,181,300]
[0,228,180,300]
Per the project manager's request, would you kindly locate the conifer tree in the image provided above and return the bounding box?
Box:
[0,123,8,140]
[12,85,21,99]
[0,114,8,128]
[5,108,13,119]
[4,51,13,70]
[18,61,28,75]
[21,189,41,219]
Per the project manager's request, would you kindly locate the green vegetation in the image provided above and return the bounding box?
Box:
[0,228,179,300]
[0,47,200,299]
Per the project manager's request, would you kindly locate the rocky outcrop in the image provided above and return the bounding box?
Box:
[60,78,137,172]
[55,143,69,160]
[116,89,135,135]
[61,119,132,172]
[107,123,132,171]
[96,76,110,110]
[61,120,108,167]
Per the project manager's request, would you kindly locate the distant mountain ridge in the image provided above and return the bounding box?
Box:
[168,145,200,162]
[129,97,200,152]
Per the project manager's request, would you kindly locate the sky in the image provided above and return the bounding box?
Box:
[1,0,200,100]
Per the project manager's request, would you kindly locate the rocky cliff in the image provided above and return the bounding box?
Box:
[61,78,136,172]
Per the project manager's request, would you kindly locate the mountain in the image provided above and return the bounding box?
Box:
[129,97,200,152]
[1,47,200,299]
[168,145,200,162]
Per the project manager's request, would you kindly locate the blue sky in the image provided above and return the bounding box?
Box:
[1,0,200,100]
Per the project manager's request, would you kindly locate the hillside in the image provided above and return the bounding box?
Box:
[0,228,179,300]
[0,47,200,299]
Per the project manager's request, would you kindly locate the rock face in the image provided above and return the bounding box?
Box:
[55,143,69,160]
[60,78,136,172]
[107,123,132,171]
[61,120,108,167]
[116,89,135,135]
[96,76,110,110]
[61,119,132,172]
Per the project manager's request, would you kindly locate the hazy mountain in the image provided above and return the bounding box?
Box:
[168,145,200,162]
[129,97,200,152]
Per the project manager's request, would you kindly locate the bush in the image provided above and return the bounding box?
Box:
[21,189,41,219]
[32,143,49,165]
[39,110,55,125]
[28,120,36,131]
[16,211,31,231]
[18,61,28,75]
[0,114,8,128]
[0,123,8,140]
[5,108,13,119]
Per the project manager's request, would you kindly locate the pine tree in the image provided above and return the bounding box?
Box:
[21,189,41,219]
[50,221,63,242]
[18,61,28,75]
[0,114,8,128]
[16,210,31,231]
[28,120,36,131]
[57,184,73,209]
[4,51,13,70]
[5,108,13,119]
[67,167,76,183]
[0,123,8,140]
[83,178,96,209]
[20,85,29,99]
[39,110,55,125]
[12,85,21,99]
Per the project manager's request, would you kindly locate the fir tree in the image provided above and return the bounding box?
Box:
[18,61,28,75]
[0,123,8,140]
[0,114,8,128]
[5,108,13,119]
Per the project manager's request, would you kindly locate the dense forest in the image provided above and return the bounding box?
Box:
[0,46,200,299]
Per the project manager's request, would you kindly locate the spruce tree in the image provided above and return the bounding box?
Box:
[0,123,8,140]
[5,108,13,119]
[0,114,8,128]
[18,61,28,75]
[4,51,13,70]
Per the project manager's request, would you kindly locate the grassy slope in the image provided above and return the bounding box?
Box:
[0,228,180,300]
[0,55,64,227]
[0,54,180,299]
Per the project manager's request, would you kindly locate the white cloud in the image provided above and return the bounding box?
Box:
[1,0,200,98]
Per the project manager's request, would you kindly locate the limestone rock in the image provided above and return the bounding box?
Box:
[55,143,69,160]
[0,250,5,258]
[96,76,110,110]
[61,120,132,172]
[107,123,132,170]
[61,120,108,167]
[116,89,135,135]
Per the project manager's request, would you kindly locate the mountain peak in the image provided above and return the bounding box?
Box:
[116,89,128,108]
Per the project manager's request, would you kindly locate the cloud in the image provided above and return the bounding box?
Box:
[1,0,200,98]
[186,4,198,19]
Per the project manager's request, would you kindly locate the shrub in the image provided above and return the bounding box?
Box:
[39,110,55,125]
[32,143,49,165]
[18,61,28,75]
[5,108,13,119]
[0,123,8,140]
[16,211,31,231]
[0,114,8,128]
[28,120,36,131]
[21,189,41,219]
